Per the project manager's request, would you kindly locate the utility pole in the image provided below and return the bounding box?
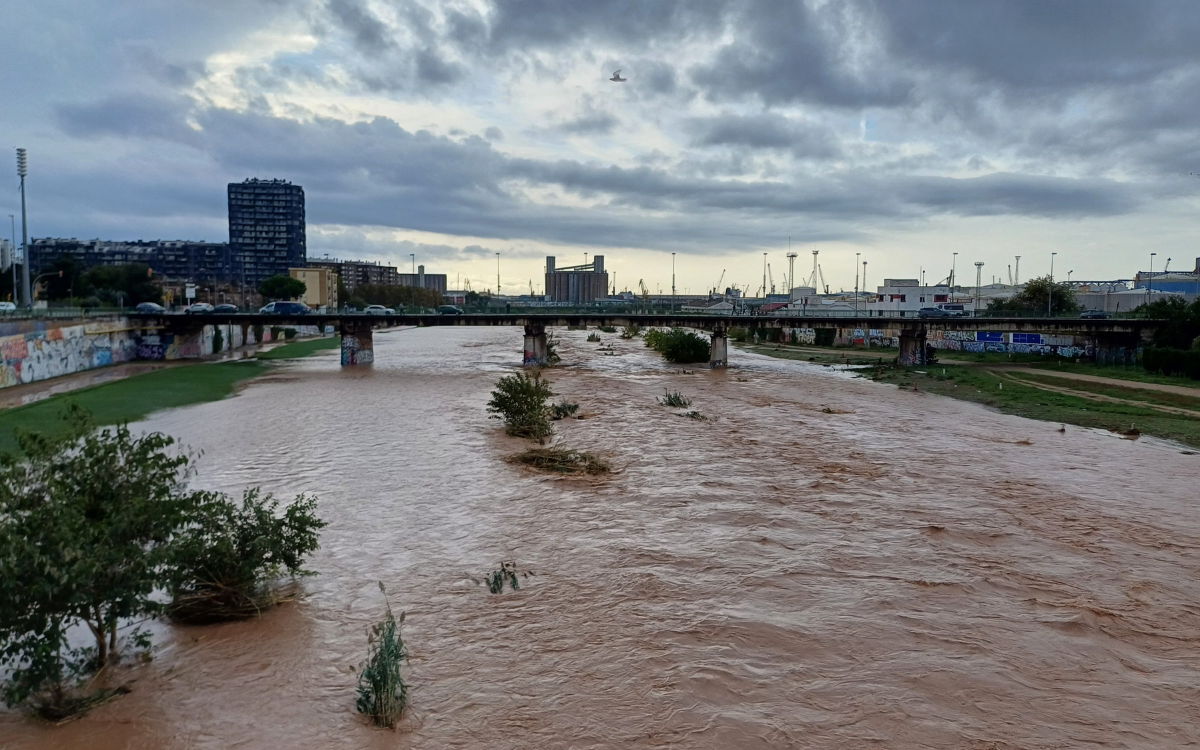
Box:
[854,252,860,315]
[1049,252,1057,316]
[8,215,16,305]
[16,149,31,307]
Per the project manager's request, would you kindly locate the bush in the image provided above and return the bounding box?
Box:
[620,325,642,339]
[647,329,711,363]
[1142,346,1200,380]
[549,400,579,420]
[658,390,692,408]
[167,489,325,623]
[729,327,750,343]
[487,372,554,442]
[506,447,611,475]
[0,406,210,718]
[356,582,408,729]
[598,326,617,333]
[485,562,523,593]
[587,332,601,342]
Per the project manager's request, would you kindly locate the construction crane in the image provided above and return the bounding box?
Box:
[767,263,776,294]
[714,269,725,296]
[638,279,650,310]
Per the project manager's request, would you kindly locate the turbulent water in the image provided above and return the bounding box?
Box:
[4,328,1199,749]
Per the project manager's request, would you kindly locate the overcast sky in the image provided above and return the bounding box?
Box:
[4,0,1200,294]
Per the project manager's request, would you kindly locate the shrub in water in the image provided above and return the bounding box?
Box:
[550,399,579,420]
[484,562,535,593]
[644,328,710,363]
[167,489,325,623]
[356,582,408,729]
[506,447,611,475]
[620,325,642,339]
[487,372,554,442]
[587,332,601,342]
[658,390,692,408]
[598,326,617,333]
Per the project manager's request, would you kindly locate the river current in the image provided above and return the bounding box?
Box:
[4,327,1199,748]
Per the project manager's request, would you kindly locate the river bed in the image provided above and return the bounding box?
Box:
[4,326,1199,748]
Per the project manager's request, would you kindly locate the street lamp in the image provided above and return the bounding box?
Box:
[1068,270,1073,283]
[16,148,32,308]
[855,252,860,316]
[1149,252,1156,301]
[495,252,500,296]
[671,252,676,311]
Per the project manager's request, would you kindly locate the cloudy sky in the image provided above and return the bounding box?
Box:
[4,0,1200,295]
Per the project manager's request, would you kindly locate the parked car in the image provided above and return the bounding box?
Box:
[437,305,464,315]
[917,307,951,318]
[134,301,166,313]
[364,304,395,315]
[185,302,215,314]
[259,301,310,315]
[213,303,239,313]
[0,301,16,313]
[1080,309,1109,319]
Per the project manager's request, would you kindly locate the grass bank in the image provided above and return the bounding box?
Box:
[0,336,341,454]
[870,364,1200,449]
[740,341,1200,449]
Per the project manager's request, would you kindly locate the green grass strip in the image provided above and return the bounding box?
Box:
[256,336,341,360]
[0,361,268,454]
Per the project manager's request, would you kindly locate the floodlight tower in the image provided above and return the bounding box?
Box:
[974,262,984,313]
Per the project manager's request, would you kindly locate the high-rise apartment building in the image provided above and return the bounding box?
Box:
[228,179,305,286]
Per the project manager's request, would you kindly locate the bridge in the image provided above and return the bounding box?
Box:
[127,312,1163,367]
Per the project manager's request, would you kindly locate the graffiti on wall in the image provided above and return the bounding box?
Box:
[1,322,138,388]
[925,329,1093,358]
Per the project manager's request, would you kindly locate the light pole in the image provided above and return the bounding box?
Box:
[16,149,31,308]
[855,251,860,316]
[974,261,984,315]
[495,252,500,296]
[862,260,868,317]
[671,252,676,311]
[8,215,15,305]
[1048,252,1056,316]
[1148,252,1156,302]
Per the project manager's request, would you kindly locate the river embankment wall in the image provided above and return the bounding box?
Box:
[1,317,325,389]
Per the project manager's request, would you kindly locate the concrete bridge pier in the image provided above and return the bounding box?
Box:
[709,327,728,368]
[340,319,375,366]
[523,324,548,366]
[898,328,927,366]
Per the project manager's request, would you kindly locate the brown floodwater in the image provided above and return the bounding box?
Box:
[4,327,1199,749]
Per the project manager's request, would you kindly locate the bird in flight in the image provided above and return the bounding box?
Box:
[610,70,626,82]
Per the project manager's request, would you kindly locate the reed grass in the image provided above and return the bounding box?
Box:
[549,399,579,420]
[485,562,522,594]
[658,390,692,408]
[587,332,601,342]
[356,582,409,729]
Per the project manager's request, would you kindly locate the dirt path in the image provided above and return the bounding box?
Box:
[992,366,1200,397]
[991,370,1200,418]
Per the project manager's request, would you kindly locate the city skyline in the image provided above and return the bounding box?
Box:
[5,1,1200,295]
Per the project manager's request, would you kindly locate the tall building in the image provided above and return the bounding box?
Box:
[228,179,306,287]
[545,255,608,303]
[397,265,447,293]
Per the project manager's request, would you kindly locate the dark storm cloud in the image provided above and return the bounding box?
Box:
[326,0,393,53]
[687,114,842,159]
[56,95,201,145]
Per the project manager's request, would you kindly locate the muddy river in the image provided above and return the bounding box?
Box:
[4,327,1199,748]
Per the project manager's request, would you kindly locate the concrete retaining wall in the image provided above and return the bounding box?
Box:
[1,317,332,389]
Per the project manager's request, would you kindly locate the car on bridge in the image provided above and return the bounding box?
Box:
[135,302,166,313]
[0,301,16,313]
[186,302,214,314]
[1080,309,1109,319]
[437,305,464,315]
[213,303,239,313]
[259,301,310,315]
[364,304,395,315]
[917,307,952,318]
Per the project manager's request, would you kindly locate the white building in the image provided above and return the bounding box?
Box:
[865,279,976,317]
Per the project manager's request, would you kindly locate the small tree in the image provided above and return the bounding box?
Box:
[487,372,553,442]
[987,275,1081,315]
[0,406,208,717]
[167,489,325,623]
[259,275,307,301]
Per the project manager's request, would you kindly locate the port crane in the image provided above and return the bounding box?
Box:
[713,269,726,296]
[767,263,776,295]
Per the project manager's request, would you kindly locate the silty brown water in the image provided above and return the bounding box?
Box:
[3,327,1199,748]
